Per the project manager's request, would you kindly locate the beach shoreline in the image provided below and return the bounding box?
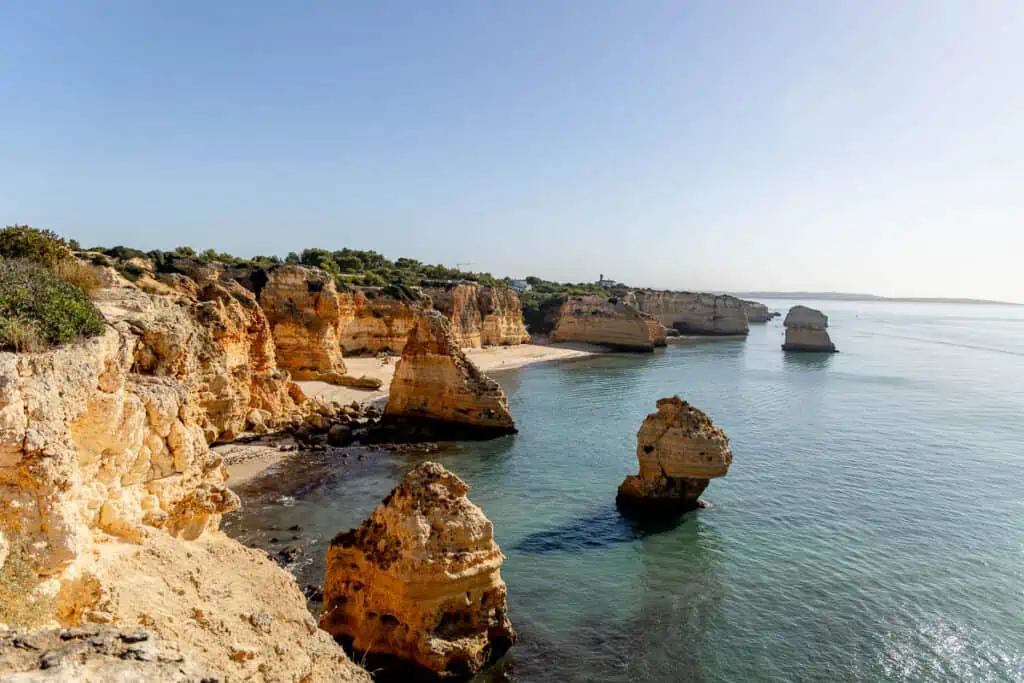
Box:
[221,341,606,484]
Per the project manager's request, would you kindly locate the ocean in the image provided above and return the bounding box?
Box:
[223,300,1024,682]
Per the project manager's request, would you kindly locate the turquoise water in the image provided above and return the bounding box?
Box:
[224,300,1024,682]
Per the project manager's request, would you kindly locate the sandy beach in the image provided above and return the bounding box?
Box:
[221,340,604,483]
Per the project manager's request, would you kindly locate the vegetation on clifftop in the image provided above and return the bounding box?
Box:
[0,226,106,352]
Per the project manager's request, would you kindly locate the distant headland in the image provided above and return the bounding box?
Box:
[731,291,1023,306]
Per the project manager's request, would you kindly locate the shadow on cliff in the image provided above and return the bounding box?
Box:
[512,503,689,555]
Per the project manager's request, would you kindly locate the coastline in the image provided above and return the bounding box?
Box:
[222,340,606,484]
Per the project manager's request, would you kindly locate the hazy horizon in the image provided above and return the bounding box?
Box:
[3,1,1023,301]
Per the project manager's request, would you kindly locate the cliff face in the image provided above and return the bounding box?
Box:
[321,462,514,681]
[337,290,423,356]
[617,396,733,517]
[741,300,777,323]
[423,283,530,348]
[92,276,304,444]
[632,291,750,336]
[384,312,516,436]
[0,327,237,582]
[257,265,349,383]
[551,295,664,351]
[782,305,837,352]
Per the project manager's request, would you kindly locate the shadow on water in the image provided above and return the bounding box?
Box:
[513,503,688,555]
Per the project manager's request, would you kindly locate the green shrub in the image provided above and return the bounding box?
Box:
[0,225,72,267]
[0,260,106,351]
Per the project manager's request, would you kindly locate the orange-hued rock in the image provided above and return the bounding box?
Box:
[93,275,305,443]
[551,295,665,351]
[617,396,733,516]
[423,283,530,348]
[320,462,515,680]
[337,289,424,356]
[258,265,349,383]
[385,312,515,436]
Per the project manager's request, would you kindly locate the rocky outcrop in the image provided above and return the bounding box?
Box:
[617,396,733,517]
[632,291,750,336]
[321,462,515,681]
[92,274,306,443]
[257,265,349,382]
[384,312,516,438]
[423,282,531,348]
[782,305,837,352]
[337,289,424,356]
[551,295,665,351]
[0,626,210,682]
[0,313,370,680]
[740,299,778,323]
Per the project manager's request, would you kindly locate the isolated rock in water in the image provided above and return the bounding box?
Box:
[632,291,750,336]
[740,299,778,323]
[320,462,515,681]
[384,311,516,437]
[617,396,733,516]
[782,305,837,352]
[551,295,665,351]
[258,265,350,382]
[423,282,531,348]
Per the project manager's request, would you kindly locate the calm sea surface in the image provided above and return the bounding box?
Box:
[224,300,1024,682]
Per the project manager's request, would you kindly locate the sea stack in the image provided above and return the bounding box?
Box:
[384,310,516,438]
[616,396,733,517]
[320,462,515,681]
[782,305,837,352]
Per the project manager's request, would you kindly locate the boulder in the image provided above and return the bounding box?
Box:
[320,462,515,681]
[632,291,750,336]
[384,312,515,438]
[550,295,664,351]
[782,305,837,352]
[616,396,733,517]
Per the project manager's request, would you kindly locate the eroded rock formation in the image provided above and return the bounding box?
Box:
[384,311,516,437]
[741,299,778,323]
[423,282,530,348]
[782,305,837,352]
[337,289,424,356]
[320,462,515,681]
[551,295,665,351]
[632,291,750,336]
[617,396,733,517]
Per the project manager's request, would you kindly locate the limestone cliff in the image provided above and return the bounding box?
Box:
[782,305,837,352]
[741,299,778,323]
[384,312,516,437]
[92,275,305,443]
[617,396,733,517]
[257,265,350,383]
[321,462,515,681]
[0,319,369,680]
[337,289,424,356]
[632,291,750,336]
[423,282,530,348]
[550,295,664,351]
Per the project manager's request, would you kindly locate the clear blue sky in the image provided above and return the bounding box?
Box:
[3,1,1023,300]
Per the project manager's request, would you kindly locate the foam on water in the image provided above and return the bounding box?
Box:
[224,300,1024,682]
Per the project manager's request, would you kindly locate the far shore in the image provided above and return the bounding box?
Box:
[222,340,606,484]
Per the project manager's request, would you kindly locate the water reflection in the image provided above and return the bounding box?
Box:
[513,504,687,554]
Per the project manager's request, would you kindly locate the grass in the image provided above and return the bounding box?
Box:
[53,258,104,293]
[0,259,106,352]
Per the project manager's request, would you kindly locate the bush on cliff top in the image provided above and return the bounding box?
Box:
[0,260,106,352]
[0,224,73,267]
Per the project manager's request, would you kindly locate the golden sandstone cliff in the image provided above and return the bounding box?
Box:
[384,312,516,437]
[423,282,531,349]
[617,396,733,516]
[551,295,666,351]
[631,291,750,336]
[321,462,515,681]
[337,289,424,356]
[0,264,371,681]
